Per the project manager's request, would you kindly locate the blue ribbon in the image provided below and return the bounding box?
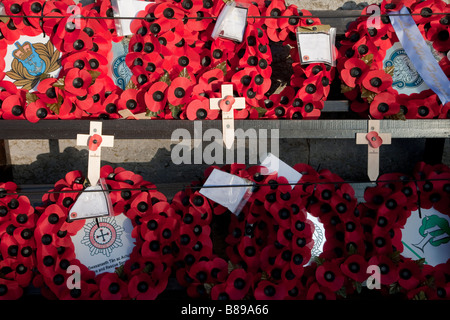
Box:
[389,7,450,105]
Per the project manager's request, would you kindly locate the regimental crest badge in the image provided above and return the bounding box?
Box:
[80,216,124,257]
[5,38,61,90]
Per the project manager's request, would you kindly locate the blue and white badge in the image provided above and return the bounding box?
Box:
[110,39,133,90]
[4,34,62,91]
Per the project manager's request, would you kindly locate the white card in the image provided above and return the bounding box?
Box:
[259,153,302,189]
[296,28,336,66]
[200,169,253,215]
[71,214,135,275]
[212,3,248,43]
[112,0,152,37]
[68,184,112,221]
[401,207,450,266]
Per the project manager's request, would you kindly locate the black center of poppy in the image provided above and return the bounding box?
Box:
[374,237,385,247]
[420,7,432,18]
[244,246,256,257]
[377,103,389,113]
[358,44,368,55]
[264,285,276,297]
[370,77,382,87]
[137,281,149,293]
[146,63,156,73]
[31,2,42,13]
[336,203,347,213]
[144,42,154,53]
[306,18,314,25]
[271,106,283,117]
[89,59,99,69]
[137,74,148,85]
[0,206,7,217]
[324,271,335,282]
[350,67,362,77]
[247,35,256,46]
[255,75,264,85]
[270,8,281,17]
[213,49,223,59]
[10,4,21,14]
[174,88,185,98]
[108,283,120,294]
[346,222,356,232]
[247,56,258,66]
[349,262,360,273]
[289,17,299,25]
[259,59,268,69]
[234,278,246,290]
[368,28,377,37]
[241,75,251,86]
[163,8,174,18]
[73,78,84,88]
[36,108,48,119]
[258,44,268,54]
[399,268,412,280]
[178,56,189,67]
[377,216,388,227]
[126,99,137,110]
[247,88,256,99]
[106,103,116,114]
[306,84,316,94]
[196,108,207,119]
[418,106,429,117]
[73,59,85,70]
[321,189,332,200]
[73,40,84,50]
[12,105,23,116]
[150,23,161,34]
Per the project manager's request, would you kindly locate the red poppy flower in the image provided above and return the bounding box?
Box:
[99,273,129,300]
[341,57,370,88]
[167,77,194,106]
[144,81,168,113]
[185,96,219,120]
[361,69,393,94]
[254,280,287,300]
[153,2,185,34]
[0,278,23,300]
[340,254,369,283]
[25,100,57,123]
[64,68,92,97]
[368,254,399,285]
[397,259,422,290]
[1,90,26,120]
[406,96,441,119]
[306,281,336,300]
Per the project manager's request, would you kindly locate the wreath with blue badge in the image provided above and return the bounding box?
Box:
[337,0,450,119]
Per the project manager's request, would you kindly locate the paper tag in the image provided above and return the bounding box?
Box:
[211,2,248,42]
[112,0,152,37]
[200,169,253,215]
[110,38,133,90]
[68,179,113,221]
[259,153,303,189]
[401,207,450,266]
[296,25,336,66]
[71,214,134,275]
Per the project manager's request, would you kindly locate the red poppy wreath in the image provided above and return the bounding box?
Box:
[169,162,374,300]
[32,165,178,300]
[0,181,37,300]
[337,0,450,119]
[124,0,336,120]
[0,0,127,122]
[359,161,449,300]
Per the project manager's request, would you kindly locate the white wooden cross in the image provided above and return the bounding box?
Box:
[210,84,246,149]
[356,119,392,181]
[77,121,115,185]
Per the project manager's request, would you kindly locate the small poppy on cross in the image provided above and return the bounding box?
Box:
[77,121,115,185]
[356,120,392,181]
[210,84,246,149]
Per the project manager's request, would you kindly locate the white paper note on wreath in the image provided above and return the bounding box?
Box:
[200,169,253,215]
[71,214,135,275]
[259,153,302,189]
[401,207,450,266]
